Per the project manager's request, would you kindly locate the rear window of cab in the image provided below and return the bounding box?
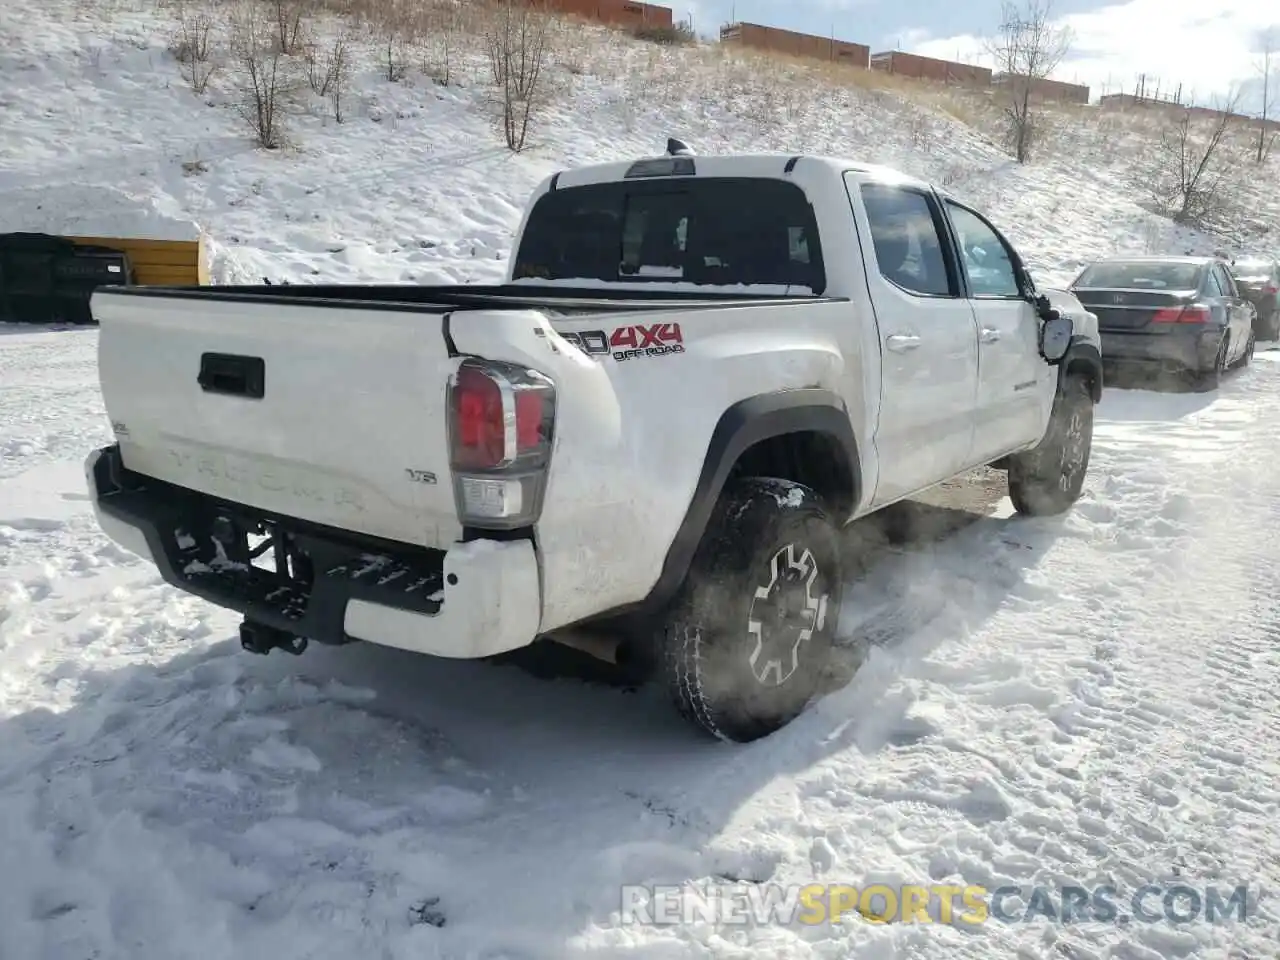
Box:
[512,177,826,294]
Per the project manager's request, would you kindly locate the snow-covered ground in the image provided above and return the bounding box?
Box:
[4,329,1280,960]
[3,0,1280,958]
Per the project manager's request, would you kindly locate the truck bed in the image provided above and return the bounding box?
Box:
[89,282,846,555]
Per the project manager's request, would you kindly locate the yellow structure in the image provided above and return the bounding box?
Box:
[65,234,209,286]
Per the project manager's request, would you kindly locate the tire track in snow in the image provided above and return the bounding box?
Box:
[653,370,1280,960]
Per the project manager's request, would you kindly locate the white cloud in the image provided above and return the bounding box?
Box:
[906,0,1278,112]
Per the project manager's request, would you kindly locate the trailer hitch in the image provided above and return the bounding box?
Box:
[240,619,308,656]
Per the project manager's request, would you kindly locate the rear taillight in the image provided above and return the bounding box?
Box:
[447,358,555,529]
[1152,305,1211,324]
[1265,285,1278,295]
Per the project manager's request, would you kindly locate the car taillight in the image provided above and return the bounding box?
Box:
[1151,305,1210,323]
[1266,285,1278,295]
[447,358,555,529]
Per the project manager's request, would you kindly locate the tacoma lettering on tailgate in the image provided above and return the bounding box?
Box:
[163,447,366,512]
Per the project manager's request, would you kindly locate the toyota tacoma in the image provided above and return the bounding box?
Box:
[85,141,1103,742]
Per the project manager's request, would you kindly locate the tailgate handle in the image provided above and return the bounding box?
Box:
[198,353,265,399]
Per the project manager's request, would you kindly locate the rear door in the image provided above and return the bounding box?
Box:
[845,175,980,505]
[1212,262,1251,358]
[939,198,1048,462]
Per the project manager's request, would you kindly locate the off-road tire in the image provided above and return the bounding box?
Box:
[1008,376,1093,517]
[658,477,842,743]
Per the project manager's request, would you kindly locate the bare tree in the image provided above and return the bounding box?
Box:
[485,0,553,152]
[228,1,289,149]
[270,0,311,56]
[421,0,464,86]
[984,0,1073,163]
[303,30,351,122]
[1255,26,1277,163]
[172,0,219,94]
[1151,90,1243,227]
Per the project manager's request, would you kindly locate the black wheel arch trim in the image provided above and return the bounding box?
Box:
[1060,335,1103,402]
[624,388,860,620]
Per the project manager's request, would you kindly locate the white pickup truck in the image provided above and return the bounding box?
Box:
[85,141,1102,742]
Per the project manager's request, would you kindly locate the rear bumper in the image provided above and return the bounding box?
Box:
[1099,328,1220,371]
[85,445,542,659]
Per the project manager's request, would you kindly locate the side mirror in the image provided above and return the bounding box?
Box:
[1035,294,1073,363]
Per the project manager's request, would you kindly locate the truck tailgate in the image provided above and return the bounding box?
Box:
[93,290,462,549]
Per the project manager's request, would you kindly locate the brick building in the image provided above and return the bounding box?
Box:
[992,72,1090,104]
[536,0,672,29]
[869,50,991,86]
[718,22,870,68]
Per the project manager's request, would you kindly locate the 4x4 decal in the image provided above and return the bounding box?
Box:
[537,323,685,361]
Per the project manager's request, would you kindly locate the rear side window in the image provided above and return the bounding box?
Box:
[1229,259,1276,282]
[512,178,825,293]
[1213,264,1237,297]
[858,183,955,297]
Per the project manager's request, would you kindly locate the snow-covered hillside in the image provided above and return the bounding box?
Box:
[2,2,1280,959]
[2,0,1277,287]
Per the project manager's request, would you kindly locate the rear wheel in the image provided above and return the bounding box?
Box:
[1008,375,1093,517]
[1193,336,1227,391]
[657,477,842,743]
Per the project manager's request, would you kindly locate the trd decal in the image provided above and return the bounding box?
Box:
[541,323,685,361]
[560,329,612,357]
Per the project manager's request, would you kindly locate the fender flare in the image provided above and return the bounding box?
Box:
[1060,336,1103,402]
[636,388,861,615]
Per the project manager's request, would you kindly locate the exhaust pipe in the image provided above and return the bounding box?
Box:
[545,627,627,665]
[240,619,308,656]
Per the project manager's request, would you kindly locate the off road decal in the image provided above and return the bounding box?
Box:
[608,323,684,361]
[539,323,685,361]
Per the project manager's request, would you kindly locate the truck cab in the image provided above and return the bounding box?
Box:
[504,147,1100,512]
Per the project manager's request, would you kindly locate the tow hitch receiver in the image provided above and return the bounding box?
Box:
[240,619,309,656]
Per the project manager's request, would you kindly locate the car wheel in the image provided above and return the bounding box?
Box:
[1193,337,1227,391]
[1008,375,1093,517]
[658,476,842,743]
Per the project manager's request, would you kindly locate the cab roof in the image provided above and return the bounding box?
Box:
[548,151,936,195]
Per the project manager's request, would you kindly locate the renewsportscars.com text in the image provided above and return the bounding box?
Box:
[619,882,1251,927]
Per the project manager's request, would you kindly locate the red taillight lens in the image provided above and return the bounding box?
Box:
[515,390,543,450]
[452,365,507,469]
[450,362,552,469]
[447,358,556,529]
[1265,285,1278,295]
[1152,305,1210,323]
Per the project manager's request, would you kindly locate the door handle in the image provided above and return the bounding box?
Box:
[885,333,921,352]
[980,327,1001,343]
[198,352,266,399]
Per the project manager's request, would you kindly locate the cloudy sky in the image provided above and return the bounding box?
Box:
[675,0,1277,111]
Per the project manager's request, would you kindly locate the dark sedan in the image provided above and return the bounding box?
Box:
[1069,256,1255,388]
[1227,255,1279,340]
